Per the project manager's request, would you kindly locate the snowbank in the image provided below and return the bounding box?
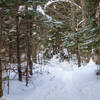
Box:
[3,57,100,100]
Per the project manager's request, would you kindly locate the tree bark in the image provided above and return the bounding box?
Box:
[71,0,81,67]
[0,58,3,97]
[96,2,100,27]
[26,21,33,76]
[76,38,81,67]
[16,15,22,81]
[80,0,87,27]
[26,63,28,86]
[8,36,12,63]
[71,0,77,32]
[0,16,3,97]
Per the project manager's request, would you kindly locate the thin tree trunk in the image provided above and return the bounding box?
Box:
[26,22,33,76]
[80,0,87,27]
[0,17,3,97]
[29,22,33,75]
[71,0,77,32]
[16,16,22,81]
[96,2,100,27]
[0,58,3,97]
[26,63,28,86]
[76,38,81,67]
[25,21,33,86]
[25,4,33,76]
[71,0,81,67]
[32,45,37,63]
[8,36,12,63]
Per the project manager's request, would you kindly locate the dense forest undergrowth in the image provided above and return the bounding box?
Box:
[0,0,100,99]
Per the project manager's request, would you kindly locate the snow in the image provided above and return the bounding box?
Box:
[2,56,100,100]
[36,4,63,24]
[37,5,52,21]
[37,5,46,15]
[19,6,25,12]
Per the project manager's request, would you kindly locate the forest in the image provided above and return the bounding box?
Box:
[0,0,100,100]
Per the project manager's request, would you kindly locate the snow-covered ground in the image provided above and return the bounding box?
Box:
[1,56,100,100]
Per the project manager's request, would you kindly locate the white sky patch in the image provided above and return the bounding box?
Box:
[33,32,37,35]
[19,5,25,12]
[49,37,52,40]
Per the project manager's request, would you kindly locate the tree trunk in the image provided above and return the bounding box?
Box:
[26,63,28,86]
[0,58,3,97]
[96,2,100,27]
[32,44,37,63]
[16,16,22,81]
[8,36,12,63]
[0,16,3,97]
[29,22,33,75]
[76,39,81,67]
[71,0,77,32]
[71,0,81,67]
[26,21,33,76]
[80,0,87,27]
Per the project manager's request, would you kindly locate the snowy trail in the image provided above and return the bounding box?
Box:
[32,67,84,100]
[3,58,100,100]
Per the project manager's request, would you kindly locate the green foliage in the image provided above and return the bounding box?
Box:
[3,76,8,81]
[85,0,99,17]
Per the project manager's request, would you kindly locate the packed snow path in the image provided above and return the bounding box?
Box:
[3,58,100,100]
